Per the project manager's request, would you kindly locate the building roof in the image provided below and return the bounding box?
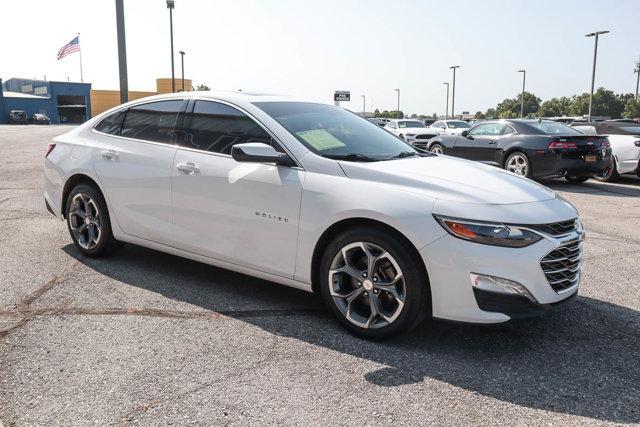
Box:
[2,91,49,99]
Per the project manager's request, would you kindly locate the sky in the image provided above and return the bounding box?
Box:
[1,0,639,116]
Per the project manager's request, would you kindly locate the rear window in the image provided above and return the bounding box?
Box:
[525,121,582,135]
[95,110,126,135]
[120,100,183,143]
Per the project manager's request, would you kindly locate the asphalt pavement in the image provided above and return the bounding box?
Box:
[1,125,639,425]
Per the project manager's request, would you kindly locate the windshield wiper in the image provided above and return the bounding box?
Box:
[324,153,380,162]
[388,151,418,159]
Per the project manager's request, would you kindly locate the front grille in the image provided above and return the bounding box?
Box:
[416,134,436,140]
[528,219,577,236]
[540,239,583,293]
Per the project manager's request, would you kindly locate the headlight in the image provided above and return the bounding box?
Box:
[434,216,542,248]
[406,133,416,137]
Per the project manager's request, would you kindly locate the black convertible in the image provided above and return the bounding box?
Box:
[423,119,612,182]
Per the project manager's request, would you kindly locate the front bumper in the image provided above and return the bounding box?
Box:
[530,148,612,178]
[420,221,582,323]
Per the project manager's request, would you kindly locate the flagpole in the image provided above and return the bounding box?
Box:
[78,33,84,83]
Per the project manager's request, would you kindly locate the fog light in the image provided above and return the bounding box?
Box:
[470,273,536,302]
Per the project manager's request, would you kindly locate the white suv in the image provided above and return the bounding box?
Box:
[44,92,583,339]
[430,120,472,135]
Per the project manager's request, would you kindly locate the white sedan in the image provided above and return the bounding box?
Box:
[571,121,640,181]
[383,119,439,148]
[430,119,472,135]
[44,91,582,339]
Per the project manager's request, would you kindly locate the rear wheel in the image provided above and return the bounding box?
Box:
[319,226,430,339]
[505,151,531,178]
[430,143,444,154]
[593,159,619,182]
[66,183,123,257]
[565,175,591,183]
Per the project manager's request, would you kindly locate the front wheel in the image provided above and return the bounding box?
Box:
[430,143,444,154]
[504,151,531,178]
[66,183,123,257]
[318,227,430,339]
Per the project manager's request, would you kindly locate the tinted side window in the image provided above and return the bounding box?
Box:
[95,110,126,135]
[183,101,274,154]
[500,125,516,135]
[120,100,183,143]
[469,123,503,136]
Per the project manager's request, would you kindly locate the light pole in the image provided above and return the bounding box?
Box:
[518,69,526,118]
[179,50,185,91]
[450,66,460,119]
[585,30,609,122]
[394,89,400,118]
[361,95,366,118]
[115,0,128,104]
[167,0,176,93]
[634,59,639,100]
[442,82,449,119]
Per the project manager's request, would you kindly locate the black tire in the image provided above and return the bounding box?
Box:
[65,183,123,257]
[318,226,431,340]
[429,143,444,154]
[399,134,405,140]
[565,175,591,183]
[593,159,619,182]
[504,151,532,178]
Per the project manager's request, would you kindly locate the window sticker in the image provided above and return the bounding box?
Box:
[296,129,346,150]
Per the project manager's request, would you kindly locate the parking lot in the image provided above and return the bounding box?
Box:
[1,125,639,425]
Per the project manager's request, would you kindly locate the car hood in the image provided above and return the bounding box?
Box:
[338,154,557,205]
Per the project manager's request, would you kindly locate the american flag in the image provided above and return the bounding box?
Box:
[57,36,80,60]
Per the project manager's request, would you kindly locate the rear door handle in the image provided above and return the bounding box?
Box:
[100,149,119,160]
[177,162,200,175]
[488,140,497,145]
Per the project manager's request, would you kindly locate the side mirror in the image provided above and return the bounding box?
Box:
[231,143,295,166]
[461,130,470,138]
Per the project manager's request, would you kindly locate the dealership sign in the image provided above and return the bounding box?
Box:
[334,91,350,102]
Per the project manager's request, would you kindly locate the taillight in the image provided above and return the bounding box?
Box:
[45,143,56,157]
[601,139,610,148]
[549,140,577,149]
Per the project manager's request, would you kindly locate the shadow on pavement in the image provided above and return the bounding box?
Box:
[64,243,640,423]
[542,177,640,198]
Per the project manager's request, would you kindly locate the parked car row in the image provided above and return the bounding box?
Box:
[7,110,51,125]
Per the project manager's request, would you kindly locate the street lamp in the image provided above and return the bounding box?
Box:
[115,0,128,104]
[361,94,366,118]
[167,0,176,93]
[518,69,526,118]
[442,82,449,119]
[394,89,400,118]
[634,58,639,100]
[179,50,185,91]
[585,30,609,122]
[450,66,460,119]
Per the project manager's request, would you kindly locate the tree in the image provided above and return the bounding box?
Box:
[388,110,404,119]
[570,88,625,118]
[373,109,381,118]
[495,92,541,118]
[195,84,211,91]
[538,97,572,117]
[474,111,486,119]
[484,108,497,119]
[623,98,640,119]
[410,114,418,119]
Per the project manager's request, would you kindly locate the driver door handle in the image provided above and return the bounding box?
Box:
[488,140,497,145]
[177,162,200,175]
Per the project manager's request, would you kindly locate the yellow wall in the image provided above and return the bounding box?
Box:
[90,77,193,117]
[156,78,192,94]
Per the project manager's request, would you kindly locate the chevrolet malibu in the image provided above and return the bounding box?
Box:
[44,92,583,339]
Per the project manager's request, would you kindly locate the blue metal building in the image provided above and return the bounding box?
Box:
[0,78,91,124]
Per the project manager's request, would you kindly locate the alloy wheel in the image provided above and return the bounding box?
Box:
[328,242,406,329]
[68,193,102,250]
[430,145,443,154]
[506,153,528,176]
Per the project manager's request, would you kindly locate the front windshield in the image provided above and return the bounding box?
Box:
[254,102,417,161]
[448,121,471,129]
[526,121,582,135]
[398,120,425,128]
